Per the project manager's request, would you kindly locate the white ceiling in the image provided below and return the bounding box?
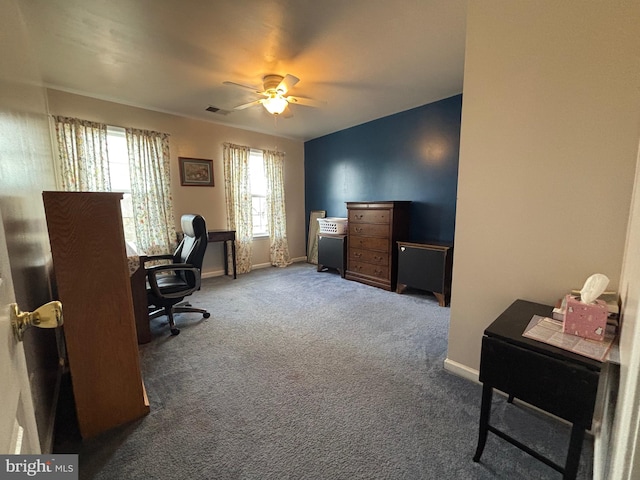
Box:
[18,0,468,141]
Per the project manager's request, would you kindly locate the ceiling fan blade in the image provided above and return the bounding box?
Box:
[233,99,264,110]
[276,74,300,95]
[286,95,324,108]
[281,104,294,118]
[223,80,262,94]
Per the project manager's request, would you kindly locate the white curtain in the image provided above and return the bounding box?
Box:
[263,149,292,267]
[53,116,110,191]
[125,128,177,256]
[223,143,253,274]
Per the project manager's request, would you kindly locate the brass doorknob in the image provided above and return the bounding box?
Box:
[10,301,63,341]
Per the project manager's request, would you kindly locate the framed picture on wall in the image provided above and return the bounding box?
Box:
[179,157,214,186]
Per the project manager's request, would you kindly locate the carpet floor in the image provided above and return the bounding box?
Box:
[54,262,593,479]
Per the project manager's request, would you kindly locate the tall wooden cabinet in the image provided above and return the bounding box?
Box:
[345,201,411,291]
[43,191,149,438]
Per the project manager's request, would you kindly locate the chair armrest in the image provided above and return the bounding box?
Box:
[146,264,201,299]
[143,253,175,263]
[146,262,193,273]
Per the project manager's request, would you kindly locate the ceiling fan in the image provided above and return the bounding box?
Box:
[223,74,323,115]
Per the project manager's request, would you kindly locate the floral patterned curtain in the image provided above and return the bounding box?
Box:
[53,116,110,191]
[223,143,253,274]
[263,149,292,267]
[126,128,177,256]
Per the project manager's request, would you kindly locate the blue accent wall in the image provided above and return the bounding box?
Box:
[304,94,461,243]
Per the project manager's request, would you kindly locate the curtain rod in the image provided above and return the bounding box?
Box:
[49,115,169,137]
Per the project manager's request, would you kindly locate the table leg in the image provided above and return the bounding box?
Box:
[473,384,493,462]
[223,240,229,276]
[231,240,237,279]
[563,424,585,480]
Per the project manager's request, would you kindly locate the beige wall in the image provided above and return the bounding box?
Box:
[448,0,640,376]
[450,1,640,477]
[46,90,306,276]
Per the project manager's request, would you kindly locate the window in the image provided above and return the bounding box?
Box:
[249,149,268,237]
[106,126,137,248]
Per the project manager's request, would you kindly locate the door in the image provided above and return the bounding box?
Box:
[0,210,40,454]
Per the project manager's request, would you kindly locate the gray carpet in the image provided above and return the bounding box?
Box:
[57,262,593,479]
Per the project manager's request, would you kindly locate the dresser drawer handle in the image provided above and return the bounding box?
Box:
[354,214,363,220]
[374,269,383,276]
[355,227,363,233]
[373,255,382,262]
[354,252,362,258]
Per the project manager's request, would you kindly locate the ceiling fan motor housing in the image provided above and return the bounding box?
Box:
[263,74,285,93]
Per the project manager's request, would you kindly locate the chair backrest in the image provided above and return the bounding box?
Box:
[174,214,208,286]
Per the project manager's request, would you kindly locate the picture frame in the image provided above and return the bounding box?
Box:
[179,157,214,186]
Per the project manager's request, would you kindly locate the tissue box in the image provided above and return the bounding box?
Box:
[563,295,608,341]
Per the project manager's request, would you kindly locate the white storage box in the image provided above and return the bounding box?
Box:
[317,217,348,234]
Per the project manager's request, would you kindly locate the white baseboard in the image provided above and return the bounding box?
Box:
[443,357,480,383]
[201,257,309,279]
[201,269,227,279]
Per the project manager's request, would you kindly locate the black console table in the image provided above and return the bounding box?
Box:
[474,299,602,479]
[207,230,236,279]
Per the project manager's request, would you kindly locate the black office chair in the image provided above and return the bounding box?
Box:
[145,214,210,336]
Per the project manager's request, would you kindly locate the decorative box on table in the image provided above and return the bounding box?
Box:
[563,295,608,341]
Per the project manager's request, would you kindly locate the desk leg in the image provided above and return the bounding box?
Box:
[223,240,229,276]
[231,241,237,279]
[131,265,151,344]
[563,424,584,480]
[473,384,493,462]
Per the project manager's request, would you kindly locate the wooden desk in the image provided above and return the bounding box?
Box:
[207,230,236,279]
[129,255,151,344]
[473,299,601,479]
[177,229,237,279]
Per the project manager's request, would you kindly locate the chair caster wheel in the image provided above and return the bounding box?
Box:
[203,312,211,319]
[170,328,180,336]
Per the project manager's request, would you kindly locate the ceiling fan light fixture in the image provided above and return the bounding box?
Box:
[263,94,288,115]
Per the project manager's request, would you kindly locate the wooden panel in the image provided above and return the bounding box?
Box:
[43,191,149,438]
[130,259,151,344]
[348,261,389,280]
[348,209,391,224]
[349,223,389,237]
[349,236,389,252]
[349,247,389,266]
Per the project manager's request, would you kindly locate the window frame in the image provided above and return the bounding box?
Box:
[249,149,269,238]
[106,126,137,249]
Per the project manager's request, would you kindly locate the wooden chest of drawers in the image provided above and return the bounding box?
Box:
[345,201,411,291]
